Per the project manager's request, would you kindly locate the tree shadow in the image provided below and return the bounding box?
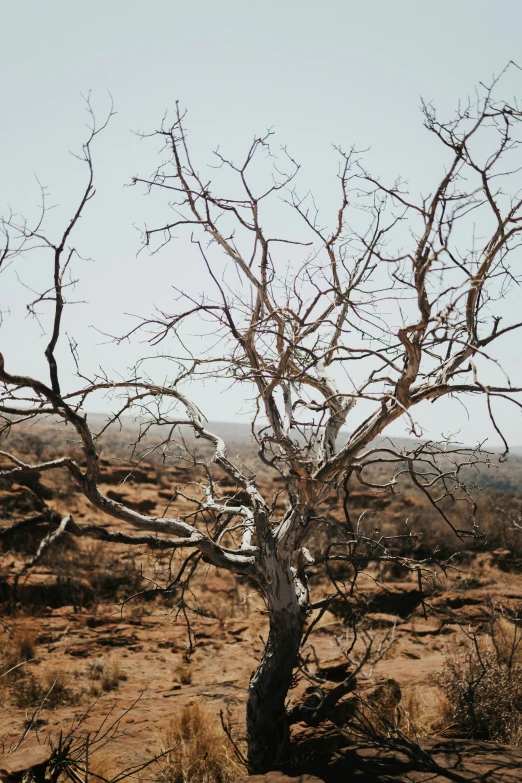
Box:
[296,738,522,782]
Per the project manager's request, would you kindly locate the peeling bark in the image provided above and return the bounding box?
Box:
[246,545,308,773]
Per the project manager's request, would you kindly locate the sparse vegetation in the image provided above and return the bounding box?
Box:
[12,668,82,709]
[2,619,37,664]
[159,704,242,783]
[173,660,193,686]
[437,615,522,743]
[203,593,251,628]
[85,658,127,694]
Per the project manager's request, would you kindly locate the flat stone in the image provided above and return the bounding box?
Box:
[0,745,51,776]
[366,612,400,627]
[399,618,442,635]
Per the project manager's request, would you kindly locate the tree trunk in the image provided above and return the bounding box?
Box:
[246,547,308,773]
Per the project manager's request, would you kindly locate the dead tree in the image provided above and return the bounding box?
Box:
[2,70,522,772]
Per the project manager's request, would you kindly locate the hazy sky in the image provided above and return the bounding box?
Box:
[1,0,522,447]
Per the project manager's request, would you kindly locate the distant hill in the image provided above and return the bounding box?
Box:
[4,412,522,494]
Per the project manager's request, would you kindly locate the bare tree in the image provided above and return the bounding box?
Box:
[2,69,522,772]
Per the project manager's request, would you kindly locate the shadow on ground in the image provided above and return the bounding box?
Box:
[266,738,522,782]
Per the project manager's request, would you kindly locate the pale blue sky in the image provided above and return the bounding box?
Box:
[1,0,522,446]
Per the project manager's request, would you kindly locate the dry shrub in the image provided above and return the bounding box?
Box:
[203,593,250,628]
[436,615,522,743]
[394,685,447,738]
[339,679,446,744]
[1,622,82,708]
[85,658,127,694]
[159,703,240,783]
[0,620,37,691]
[347,679,403,740]
[1,620,37,664]
[126,596,155,622]
[204,598,233,629]
[173,661,193,685]
[39,539,145,609]
[13,668,82,709]
[12,620,37,661]
[89,552,144,603]
[290,680,409,773]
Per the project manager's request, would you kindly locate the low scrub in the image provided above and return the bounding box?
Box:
[159,703,241,783]
[0,620,38,701]
[436,615,522,743]
[85,658,127,694]
[13,668,82,709]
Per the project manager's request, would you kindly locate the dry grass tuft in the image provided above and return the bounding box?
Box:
[436,616,522,743]
[202,593,251,628]
[85,658,127,694]
[346,678,403,740]
[12,620,37,661]
[158,703,241,783]
[1,620,39,706]
[0,619,37,670]
[13,668,82,709]
[398,685,446,738]
[173,660,193,686]
[338,679,447,745]
[1,622,86,709]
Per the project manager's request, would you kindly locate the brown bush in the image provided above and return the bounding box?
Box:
[344,679,403,741]
[158,703,241,783]
[0,619,37,675]
[85,658,127,694]
[173,660,193,686]
[38,539,146,608]
[12,668,82,709]
[13,620,37,661]
[202,594,250,628]
[436,616,522,743]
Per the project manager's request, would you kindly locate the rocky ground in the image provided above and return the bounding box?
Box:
[2,437,522,781]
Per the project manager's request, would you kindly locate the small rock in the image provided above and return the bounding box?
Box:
[317,661,351,683]
[0,744,51,781]
[366,612,400,627]
[399,618,441,635]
